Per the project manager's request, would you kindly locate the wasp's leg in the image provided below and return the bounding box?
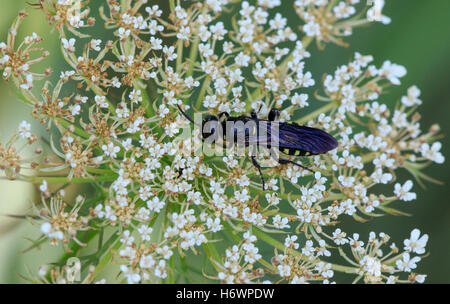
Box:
[251,156,266,190]
[277,158,315,174]
[268,108,280,121]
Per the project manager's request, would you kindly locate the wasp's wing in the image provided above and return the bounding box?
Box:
[247,120,338,155]
[278,123,338,154]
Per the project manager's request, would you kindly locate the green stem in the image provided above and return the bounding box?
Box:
[17,174,118,184]
[202,242,222,273]
[186,36,199,77]
[86,167,116,175]
[176,40,183,74]
[56,118,90,139]
[195,77,210,109]
[361,152,377,164]
[134,80,154,118]
[89,233,122,282]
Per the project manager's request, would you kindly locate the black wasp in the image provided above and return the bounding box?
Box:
[177,104,338,190]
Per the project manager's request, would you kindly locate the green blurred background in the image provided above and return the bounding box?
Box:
[0,0,449,283]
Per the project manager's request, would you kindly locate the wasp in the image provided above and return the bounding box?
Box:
[177,105,338,190]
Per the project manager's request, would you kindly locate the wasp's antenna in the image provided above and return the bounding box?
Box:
[177,104,200,127]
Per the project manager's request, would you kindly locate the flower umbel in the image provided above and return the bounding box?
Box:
[0,0,444,284]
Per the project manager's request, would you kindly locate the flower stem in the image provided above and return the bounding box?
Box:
[17,174,118,184]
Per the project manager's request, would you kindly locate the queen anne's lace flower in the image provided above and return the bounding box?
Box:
[0,0,443,284]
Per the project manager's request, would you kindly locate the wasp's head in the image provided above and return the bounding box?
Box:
[177,105,225,141]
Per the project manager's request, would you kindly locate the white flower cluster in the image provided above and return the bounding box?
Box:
[218,232,263,283]
[0,0,443,284]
